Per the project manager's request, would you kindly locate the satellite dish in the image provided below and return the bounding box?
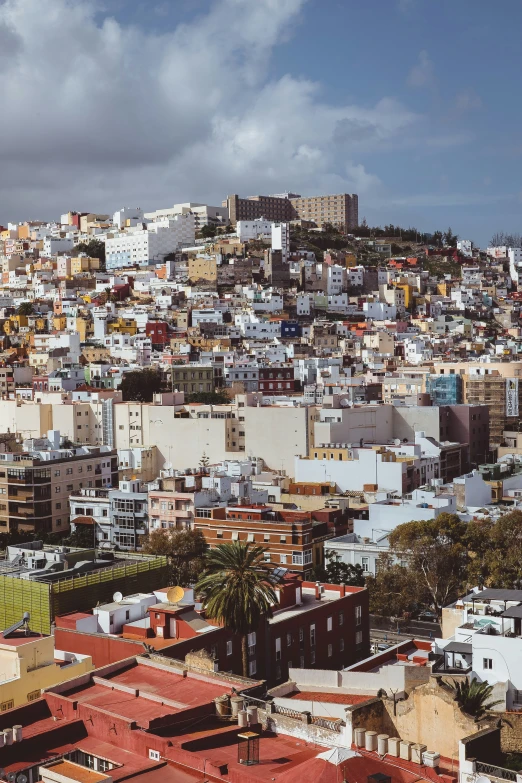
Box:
[113,591,123,603]
[475,777,491,783]
[0,771,5,781]
[17,775,28,783]
[8,774,17,783]
[163,461,172,470]
[166,585,185,604]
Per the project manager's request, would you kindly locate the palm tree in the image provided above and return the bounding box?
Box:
[195,541,278,677]
[450,678,503,721]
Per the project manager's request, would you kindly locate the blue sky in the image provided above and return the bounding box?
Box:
[0,0,520,245]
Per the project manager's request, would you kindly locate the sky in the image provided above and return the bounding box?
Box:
[0,0,521,245]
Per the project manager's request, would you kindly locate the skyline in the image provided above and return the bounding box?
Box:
[1,0,521,244]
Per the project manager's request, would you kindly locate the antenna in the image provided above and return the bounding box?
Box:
[166,585,184,604]
[113,591,123,603]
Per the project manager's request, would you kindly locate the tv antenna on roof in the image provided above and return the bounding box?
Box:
[113,591,123,603]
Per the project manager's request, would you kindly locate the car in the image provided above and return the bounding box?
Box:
[417,611,438,623]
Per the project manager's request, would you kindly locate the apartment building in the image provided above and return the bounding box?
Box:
[224,192,359,230]
[194,504,322,578]
[0,446,118,534]
[224,194,294,223]
[105,215,195,270]
[290,193,358,230]
[171,364,215,394]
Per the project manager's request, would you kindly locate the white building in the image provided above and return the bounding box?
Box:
[113,207,145,229]
[105,215,195,270]
[271,223,290,261]
[457,239,473,258]
[439,587,522,711]
[509,247,522,288]
[144,202,228,229]
[42,237,75,256]
[236,218,273,241]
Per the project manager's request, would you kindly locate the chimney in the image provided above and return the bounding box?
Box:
[339,582,346,597]
[315,581,322,600]
[12,725,22,742]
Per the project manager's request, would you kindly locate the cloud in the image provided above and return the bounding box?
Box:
[0,0,420,220]
[408,50,435,88]
[454,90,482,111]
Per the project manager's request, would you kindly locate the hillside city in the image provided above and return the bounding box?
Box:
[1,194,522,783]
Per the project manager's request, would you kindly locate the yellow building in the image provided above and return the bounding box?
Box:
[188,256,218,283]
[394,283,413,309]
[107,318,137,335]
[71,256,101,275]
[0,622,93,711]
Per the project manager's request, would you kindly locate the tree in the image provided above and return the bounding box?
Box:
[143,529,207,586]
[366,555,423,617]
[314,551,365,586]
[17,302,34,316]
[199,224,217,239]
[195,541,278,677]
[467,511,522,589]
[73,239,106,268]
[184,390,230,405]
[443,227,458,246]
[449,678,502,721]
[119,369,165,402]
[388,514,468,615]
[490,232,522,249]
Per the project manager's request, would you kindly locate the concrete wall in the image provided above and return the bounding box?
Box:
[347,678,479,761]
[392,407,441,441]
[243,406,313,475]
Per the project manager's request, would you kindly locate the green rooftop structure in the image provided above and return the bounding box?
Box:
[0,541,168,634]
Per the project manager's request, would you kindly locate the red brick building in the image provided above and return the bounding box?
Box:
[258,365,295,394]
[54,577,369,685]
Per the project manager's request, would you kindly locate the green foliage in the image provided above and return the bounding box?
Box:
[388,514,468,614]
[195,541,278,676]
[66,526,96,549]
[184,390,230,405]
[466,512,522,589]
[314,551,365,586]
[366,555,423,617]
[199,224,218,239]
[143,528,207,586]
[17,302,34,316]
[450,678,502,721]
[73,239,106,267]
[119,369,165,402]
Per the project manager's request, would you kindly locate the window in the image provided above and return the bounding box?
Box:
[280,536,286,544]
[327,616,333,632]
[292,552,303,565]
[310,624,316,646]
[300,656,305,668]
[248,631,256,655]
[149,749,160,761]
[287,632,292,647]
[264,552,271,562]
[340,638,345,652]
[27,689,40,701]
[275,637,281,660]
[356,631,363,645]
[264,533,270,542]
[361,557,370,573]
[227,640,233,656]
[66,468,73,475]
[248,659,257,676]
[1,700,14,712]
[339,611,344,626]
[355,605,362,626]
[310,650,316,664]
[483,658,493,670]
[328,644,333,657]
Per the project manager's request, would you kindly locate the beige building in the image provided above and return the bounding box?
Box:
[290,193,358,230]
[0,625,92,712]
[187,256,218,283]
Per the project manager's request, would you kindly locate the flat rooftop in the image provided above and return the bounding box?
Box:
[63,660,243,723]
[45,760,108,783]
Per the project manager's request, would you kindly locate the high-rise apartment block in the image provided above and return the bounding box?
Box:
[223,192,359,229]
